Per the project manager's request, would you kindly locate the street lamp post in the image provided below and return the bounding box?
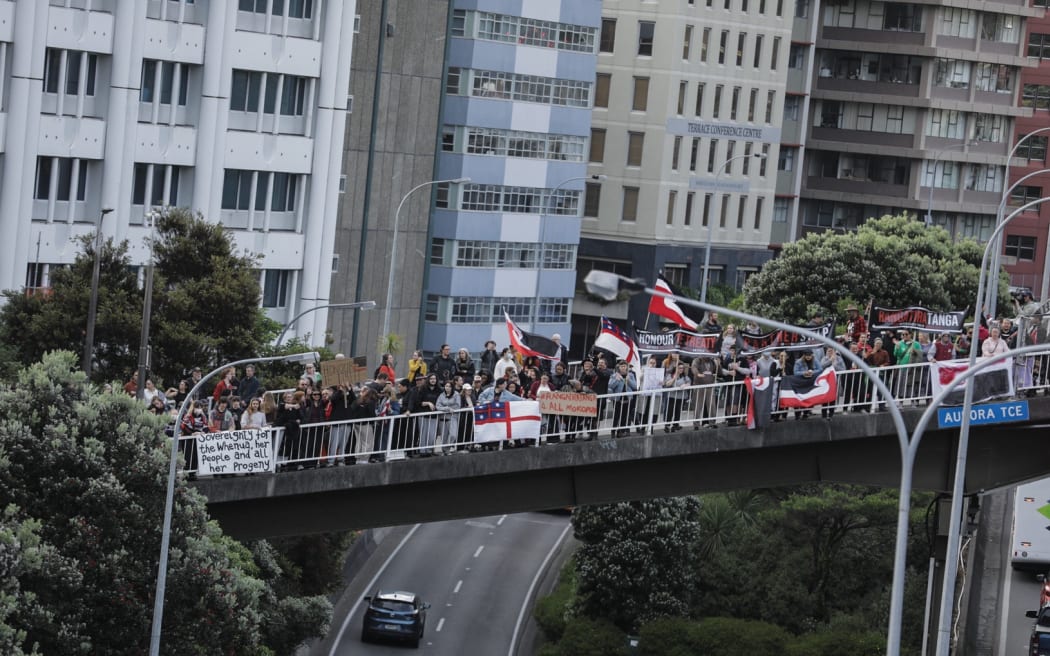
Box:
[382,177,470,346]
[137,209,160,401]
[529,174,606,330]
[931,195,1050,656]
[82,207,115,375]
[985,126,1050,313]
[700,152,767,305]
[275,300,377,347]
[924,141,972,227]
[148,350,320,656]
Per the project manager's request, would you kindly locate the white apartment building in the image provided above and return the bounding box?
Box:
[0,0,355,343]
[576,0,791,346]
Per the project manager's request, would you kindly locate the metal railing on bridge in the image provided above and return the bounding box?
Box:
[177,352,1050,477]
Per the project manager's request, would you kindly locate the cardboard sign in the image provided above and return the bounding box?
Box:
[320,356,368,387]
[197,429,271,476]
[538,391,597,417]
[641,366,665,392]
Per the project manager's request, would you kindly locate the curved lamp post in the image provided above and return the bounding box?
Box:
[985,126,1050,312]
[700,151,767,304]
[529,174,606,330]
[929,195,1050,655]
[275,300,377,347]
[583,270,915,653]
[382,177,470,344]
[149,350,320,656]
[905,344,1050,655]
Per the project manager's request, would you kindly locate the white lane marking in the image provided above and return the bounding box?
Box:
[453,580,463,594]
[327,524,421,656]
[436,618,446,633]
[473,545,485,558]
[466,520,497,529]
[497,515,507,526]
[507,522,572,656]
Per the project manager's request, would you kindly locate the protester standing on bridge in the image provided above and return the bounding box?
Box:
[663,361,691,432]
[436,381,462,454]
[892,329,924,402]
[238,364,263,403]
[479,340,499,377]
[241,397,268,430]
[608,360,638,438]
[845,305,867,344]
[325,385,355,466]
[981,325,1009,357]
[430,344,457,384]
[454,348,476,381]
[375,354,397,381]
[274,392,302,470]
[691,354,721,428]
[407,350,428,383]
[458,382,475,449]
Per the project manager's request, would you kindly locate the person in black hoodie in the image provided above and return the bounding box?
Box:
[479,340,499,380]
[454,348,476,381]
[349,386,378,462]
[274,392,302,471]
[326,385,356,466]
[418,374,442,456]
[299,389,326,468]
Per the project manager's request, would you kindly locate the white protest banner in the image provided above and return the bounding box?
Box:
[641,367,665,392]
[196,428,272,476]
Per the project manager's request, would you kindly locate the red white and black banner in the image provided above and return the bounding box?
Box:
[634,327,721,356]
[647,275,701,331]
[930,358,1014,406]
[869,306,967,334]
[779,368,838,408]
[505,312,561,360]
[739,321,836,355]
[745,376,774,429]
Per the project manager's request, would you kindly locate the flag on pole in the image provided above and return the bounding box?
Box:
[648,274,700,330]
[779,368,838,408]
[473,401,542,442]
[593,316,640,374]
[744,376,774,429]
[930,358,1014,406]
[505,312,561,360]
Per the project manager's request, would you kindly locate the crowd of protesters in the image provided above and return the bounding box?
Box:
[117,293,1048,475]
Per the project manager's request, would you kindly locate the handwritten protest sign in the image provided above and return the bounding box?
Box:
[538,391,597,417]
[197,429,272,476]
[320,356,368,387]
[641,367,665,392]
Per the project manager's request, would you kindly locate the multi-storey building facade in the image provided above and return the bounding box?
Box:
[783,0,1040,266]
[576,0,791,354]
[4,0,355,343]
[417,1,603,353]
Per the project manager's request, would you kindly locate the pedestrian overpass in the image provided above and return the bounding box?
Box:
[191,359,1050,539]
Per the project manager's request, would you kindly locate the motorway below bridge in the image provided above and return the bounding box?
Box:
[194,397,1050,539]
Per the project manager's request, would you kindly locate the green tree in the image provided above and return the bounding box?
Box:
[148,208,273,386]
[572,498,701,632]
[0,236,142,383]
[0,352,330,654]
[742,215,1007,322]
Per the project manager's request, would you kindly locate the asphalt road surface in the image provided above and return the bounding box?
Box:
[325,512,572,656]
[1001,565,1043,654]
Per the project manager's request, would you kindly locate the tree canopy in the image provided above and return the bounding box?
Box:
[742,215,1008,323]
[0,208,277,386]
[0,352,331,654]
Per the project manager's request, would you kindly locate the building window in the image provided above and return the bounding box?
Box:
[132,164,182,206]
[663,265,688,287]
[736,33,746,66]
[974,62,1012,93]
[638,21,655,56]
[754,35,763,68]
[672,136,682,170]
[446,67,461,95]
[1023,84,1050,110]
[788,44,804,69]
[240,0,314,18]
[140,60,190,107]
[1017,135,1048,162]
[543,243,577,270]
[1010,185,1042,206]
[632,77,649,111]
[43,49,98,97]
[1029,33,1050,59]
[730,86,740,120]
[600,18,616,53]
[595,73,611,108]
[708,138,719,173]
[34,157,88,202]
[430,238,447,266]
[695,83,705,116]
[230,70,310,117]
[784,95,800,120]
[778,147,795,171]
[981,13,1019,43]
[701,28,710,62]
[765,90,775,123]
[666,190,677,225]
[589,128,606,163]
[737,196,747,229]
[683,25,693,59]
[261,269,291,308]
[584,182,601,217]
[221,169,300,215]
[474,12,598,53]
[719,194,730,228]
[458,184,580,215]
[451,9,466,37]
[689,138,700,172]
[684,192,695,226]
[760,144,770,175]
[702,193,712,227]
[753,197,764,230]
[622,186,640,222]
[627,132,645,167]
[1004,235,1037,261]
[718,30,728,64]
[458,126,587,162]
[743,143,754,174]
[677,81,688,115]
[773,197,790,223]
[713,85,723,118]
[770,37,780,70]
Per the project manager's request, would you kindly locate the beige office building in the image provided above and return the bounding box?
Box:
[574,0,792,348]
